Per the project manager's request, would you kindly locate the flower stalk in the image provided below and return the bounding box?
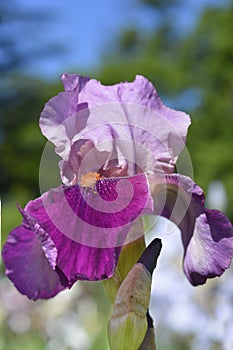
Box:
[139,311,156,350]
[103,219,146,303]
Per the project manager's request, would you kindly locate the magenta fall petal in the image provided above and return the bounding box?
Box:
[2,173,153,299]
[2,225,65,300]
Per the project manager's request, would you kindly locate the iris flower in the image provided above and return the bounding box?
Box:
[2,74,233,300]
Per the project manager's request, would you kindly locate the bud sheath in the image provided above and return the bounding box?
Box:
[108,263,151,350]
[108,238,162,349]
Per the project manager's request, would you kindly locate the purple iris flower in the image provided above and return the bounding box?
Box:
[2,74,233,300]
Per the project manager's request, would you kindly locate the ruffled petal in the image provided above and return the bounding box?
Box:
[2,223,65,300]
[40,94,90,163]
[23,173,153,284]
[150,174,233,285]
[40,74,190,184]
[184,209,233,285]
[61,73,90,92]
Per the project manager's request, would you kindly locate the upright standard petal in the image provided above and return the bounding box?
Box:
[20,173,153,286]
[150,174,233,285]
[39,74,191,184]
[2,222,65,300]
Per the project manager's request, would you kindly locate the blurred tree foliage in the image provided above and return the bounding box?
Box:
[0,0,63,238]
[98,1,233,220]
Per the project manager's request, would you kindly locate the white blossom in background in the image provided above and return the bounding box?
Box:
[206,180,227,212]
[147,217,233,350]
[0,275,100,350]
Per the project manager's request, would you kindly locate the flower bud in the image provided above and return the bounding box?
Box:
[108,263,151,350]
[107,238,162,350]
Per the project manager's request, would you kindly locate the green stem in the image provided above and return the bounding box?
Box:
[139,327,156,350]
[139,311,156,350]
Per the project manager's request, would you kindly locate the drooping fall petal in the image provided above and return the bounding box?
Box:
[2,223,65,300]
[2,173,153,299]
[150,174,233,285]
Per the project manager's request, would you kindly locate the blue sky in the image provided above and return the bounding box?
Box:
[14,0,225,79]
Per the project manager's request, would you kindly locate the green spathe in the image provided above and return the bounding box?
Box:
[108,263,151,350]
